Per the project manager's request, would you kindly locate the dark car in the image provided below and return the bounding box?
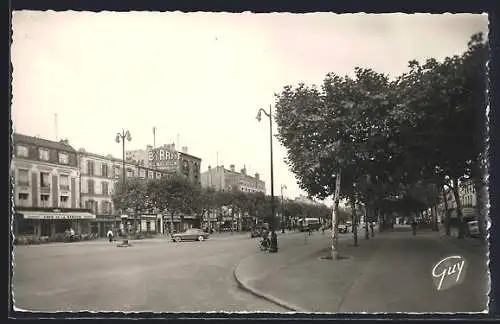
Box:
[172,228,209,242]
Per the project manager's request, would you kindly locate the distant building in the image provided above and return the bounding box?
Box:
[125,144,201,185]
[437,179,477,222]
[200,164,266,194]
[11,133,94,238]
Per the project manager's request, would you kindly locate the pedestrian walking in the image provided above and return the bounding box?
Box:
[107,229,114,242]
[411,219,418,236]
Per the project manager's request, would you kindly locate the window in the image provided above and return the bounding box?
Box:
[101,182,109,195]
[17,145,28,157]
[102,164,109,177]
[156,172,162,178]
[58,152,69,164]
[87,161,94,176]
[148,171,154,179]
[39,148,49,161]
[18,169,29,186]
[140,169,146,178]
[60,174,69,189]
[127,169,134,178]
[18,193,29,207]
[40,194,50,207]
[114,166,121,179]
[40,172,50,188]
[87,179,94,194]
[60,195,69,207]
[101,201,111,214]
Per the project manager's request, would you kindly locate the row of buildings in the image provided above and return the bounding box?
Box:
[11,133,268,239]
[11,133,203,239]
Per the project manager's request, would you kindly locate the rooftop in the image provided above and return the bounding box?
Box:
[13,133,76,153]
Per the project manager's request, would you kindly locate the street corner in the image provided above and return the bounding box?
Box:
[232,254,307,312]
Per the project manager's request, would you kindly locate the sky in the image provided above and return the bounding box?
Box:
[11,12,488,205]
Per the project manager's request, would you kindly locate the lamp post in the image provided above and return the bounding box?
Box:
[116,129,132,245]
[256,105,277,251]
[281,184,287,233]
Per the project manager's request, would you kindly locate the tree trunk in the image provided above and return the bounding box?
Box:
[231,207,235,235]
[331,171,341,260]
[451,178,465,239]
[432,205,439,231]
[442,188,451,236]
[350,197,358,247]
[170,212,174,234]
[365,207,370,240]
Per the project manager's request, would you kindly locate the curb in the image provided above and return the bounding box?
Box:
[232,262,307,313]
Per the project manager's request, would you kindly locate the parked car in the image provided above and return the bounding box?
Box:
[467,220,480,238]
[172,228,209,242]
[338,223,349,233]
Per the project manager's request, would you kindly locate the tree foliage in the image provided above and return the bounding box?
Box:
[274,33,487,237]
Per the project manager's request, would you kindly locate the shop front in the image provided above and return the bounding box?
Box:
[14,207,96,238]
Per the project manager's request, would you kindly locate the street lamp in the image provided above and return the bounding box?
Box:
[256,105,277,251]
[116,129,132,245]
[281,184,287,233]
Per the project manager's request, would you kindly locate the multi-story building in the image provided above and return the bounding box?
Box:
[126,144,202,185]
[200,164,266,193]
[78,149,168,237]
[437,179,477,223]
[11,133,94,238]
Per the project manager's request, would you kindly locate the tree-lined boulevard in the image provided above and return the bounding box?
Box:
[11,23,490,315]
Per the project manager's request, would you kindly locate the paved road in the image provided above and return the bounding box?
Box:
[13,231,321,312]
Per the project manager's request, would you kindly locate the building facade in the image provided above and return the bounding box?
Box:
[200,164,266,194]
[12,134,94,238]
[78,149,169,237]
[436,179,477,223]
[126,144,202,185]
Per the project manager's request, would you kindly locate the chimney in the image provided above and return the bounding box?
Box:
[255,173,259,180]
[182,146,188,153]
[208,165,211,170]
[230,164,235,172]
[241,166,246,175]
[147,145,152,149]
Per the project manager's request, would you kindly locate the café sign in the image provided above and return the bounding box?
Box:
[22,211,96,220]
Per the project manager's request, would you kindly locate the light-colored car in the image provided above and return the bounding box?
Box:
[338,223,348,233]
[172,228,209,242]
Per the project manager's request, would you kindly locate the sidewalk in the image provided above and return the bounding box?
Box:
[234,228,489,313]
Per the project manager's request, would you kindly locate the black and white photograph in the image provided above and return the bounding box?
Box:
[10,11,491,315]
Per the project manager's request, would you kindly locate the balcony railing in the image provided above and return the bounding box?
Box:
[59,202,70,208]
[40,201,51,208]
[17,180,30,187]
[40,184,51,193]
[60,185,70,191]
[17,200,30,208]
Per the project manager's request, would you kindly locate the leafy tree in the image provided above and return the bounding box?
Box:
[112,177,148,235]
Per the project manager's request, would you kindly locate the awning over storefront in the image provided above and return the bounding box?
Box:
[20,211,96,220]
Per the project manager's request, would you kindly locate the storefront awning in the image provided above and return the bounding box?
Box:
[21,211,96,220]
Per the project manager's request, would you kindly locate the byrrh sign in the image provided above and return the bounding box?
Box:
[149,148,179,161]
